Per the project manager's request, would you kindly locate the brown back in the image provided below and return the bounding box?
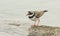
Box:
[35,11,45,18]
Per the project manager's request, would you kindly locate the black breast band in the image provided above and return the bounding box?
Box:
[28,12,35,18]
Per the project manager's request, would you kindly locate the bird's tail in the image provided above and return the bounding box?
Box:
[43,10,48,12]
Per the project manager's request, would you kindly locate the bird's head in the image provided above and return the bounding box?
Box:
[26,11,34,16]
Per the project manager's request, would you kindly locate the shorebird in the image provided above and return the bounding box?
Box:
[26,10,48,26]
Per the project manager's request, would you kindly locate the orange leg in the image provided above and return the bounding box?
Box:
[37,19,40,26]
[31,20,37,26]
[31,20,36,26]
[31,18,40,26]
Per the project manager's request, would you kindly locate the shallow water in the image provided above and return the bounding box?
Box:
[0,18,30,36]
